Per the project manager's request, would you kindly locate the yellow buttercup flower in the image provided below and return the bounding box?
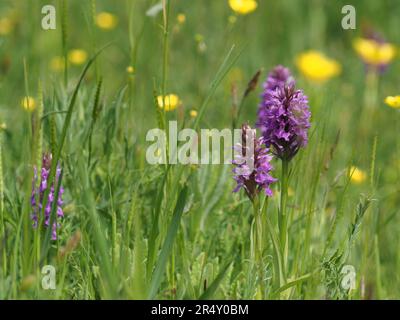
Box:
[0,122,7,130]
[68,49,88,65]
[353,38,396,66]
[177,13,186,24]
[384,96,400,109]
[157,94,180,111]
[96,12,118,30]
[50,56,65,72]
[0,17,13,35]
[21,96,36,112]
[229,0,257,15]
[349,166,366,184]
[296,50,341,82]
[126,66,135,74]
[189,109,198,118]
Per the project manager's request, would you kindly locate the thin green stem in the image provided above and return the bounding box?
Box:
[374,234,382,299]
[0,133,6,275]
[279,159,289,276]
[263,197,285,292]
[161,0,171,168]
[252,197,265,299]
[60,0,68,88]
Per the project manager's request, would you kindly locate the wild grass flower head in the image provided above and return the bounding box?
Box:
[232,124,277,200]
[258,66,311,160]
[31,153,64,240]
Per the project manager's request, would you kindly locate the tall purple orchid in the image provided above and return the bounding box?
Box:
[256,66,311,285]
[257,65,311,160]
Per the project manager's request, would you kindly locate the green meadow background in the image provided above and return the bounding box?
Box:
[0,0,399,299]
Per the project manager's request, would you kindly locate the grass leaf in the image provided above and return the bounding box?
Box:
[148,184,188,299]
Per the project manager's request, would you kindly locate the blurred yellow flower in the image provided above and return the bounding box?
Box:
[0,122,7,130]
[96,12,118,30]
[21,96,36,112]
[229,0,258,15]
[296,50,341,82]
[126,66,135,74]
[384,96,400,109]
[157,94,180,111]
[349,166,366,184]
[353,38,396,66]
[68,49,88,65]
[189,109,198,118]
[0,17,12,35]
[177,13,186,24]
[50,56,65,72]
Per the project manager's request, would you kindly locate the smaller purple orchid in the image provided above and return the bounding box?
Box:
[233,124,277,200]
[31,153,64,240]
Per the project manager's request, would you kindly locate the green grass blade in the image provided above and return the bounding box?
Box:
[199,260,232,300]
[148,184,188,299]
[193,45,244,130]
